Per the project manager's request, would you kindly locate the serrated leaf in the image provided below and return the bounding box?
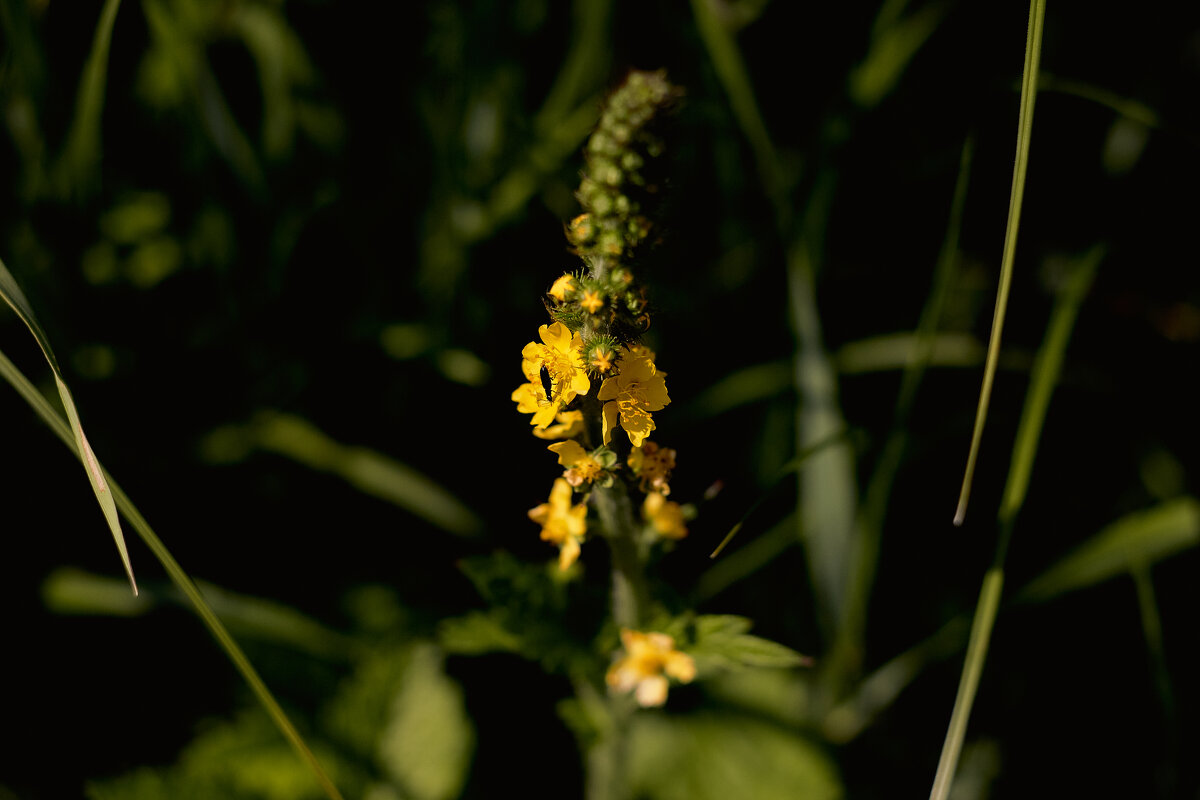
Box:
[1,256,136,594]
[688,615,809,673]
[694,615,753,639]
[1017,497,1200,603]
[628,711,842,800]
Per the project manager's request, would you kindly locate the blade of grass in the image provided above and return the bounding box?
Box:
[930,243,1101,800]
[953,0,1046,526]
[0,349,345,800]
[0,256,136,594]
[55,0,122,198]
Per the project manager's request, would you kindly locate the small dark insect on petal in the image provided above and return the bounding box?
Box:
[540,365,555,403]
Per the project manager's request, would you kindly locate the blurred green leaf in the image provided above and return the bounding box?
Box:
[376,645,475,800]
[835,332,983,375]
[1017,498,1200,604]
[0,256,136,593]
[629,711,842,800]
[438,609,524,655]
[87,710,355,800]
[99,193,171,243]
[203,412,483,538]
[324,644,474,800]
[849,2,946,109]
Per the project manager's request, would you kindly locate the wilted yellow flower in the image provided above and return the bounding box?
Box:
[642,491,687,540]
[548,440,604,486]
[549,274,576,302]
[598,347,669,447]
[628,440,675,496]
[514,322,592,429]
[606,629,696,707]
[532,410,586,440]
[528,478,588,570]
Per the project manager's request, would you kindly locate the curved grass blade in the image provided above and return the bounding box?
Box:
[0,257,136,594]
[953,0,1046,526]
[0,348,346,800]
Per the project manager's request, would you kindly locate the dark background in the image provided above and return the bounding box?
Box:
[2,0,1199,797]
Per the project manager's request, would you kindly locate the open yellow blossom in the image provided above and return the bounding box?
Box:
[549,274,575,302]
[528,478,588,570]
[532,410,586,441]
[580,289,604,314]
[548,440,604,486]
[628,440,676,496]
[597,346,669,447]
[606,629,696,707]
[643,492,687,540]
[514,322,592,429]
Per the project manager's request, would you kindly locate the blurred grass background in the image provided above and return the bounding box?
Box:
[2,0,1199,797]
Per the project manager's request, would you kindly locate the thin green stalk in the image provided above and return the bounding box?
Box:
[928,567,1003,800]
[0,350,345,800]
[929,246,1101,800]
[954,0,1046,526]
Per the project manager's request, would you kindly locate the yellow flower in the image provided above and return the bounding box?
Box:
[548,440,604,486]
[581,289,605,314]
[532,410,586,441]
[606,629,696,707]
[597,347,669,447]
[528,478,588,570]
[643,491,687,540]
[628,440,676,496]
[514,322,592,429]
[549,274,576,302]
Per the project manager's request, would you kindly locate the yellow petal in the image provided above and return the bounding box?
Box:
[541,322,573,353]
[531,403,558,429]
[602,401,619,445]
[558,535,581,570]
[641,374,670,411]
[664,652,696,683]
[597,376,620,402]
[635,675,669,707]
[621,409,655,448]
[549,439,588,467]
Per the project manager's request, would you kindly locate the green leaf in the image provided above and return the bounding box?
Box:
[0,256,136,594]
[87,710,355,800]
[324,643,474,800]
[375,645,475,800]
[1017,498,1200,604]
[438,610,524,656]
[203,411,483,538]
[689,615,810,674]
[629,711,842,800]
